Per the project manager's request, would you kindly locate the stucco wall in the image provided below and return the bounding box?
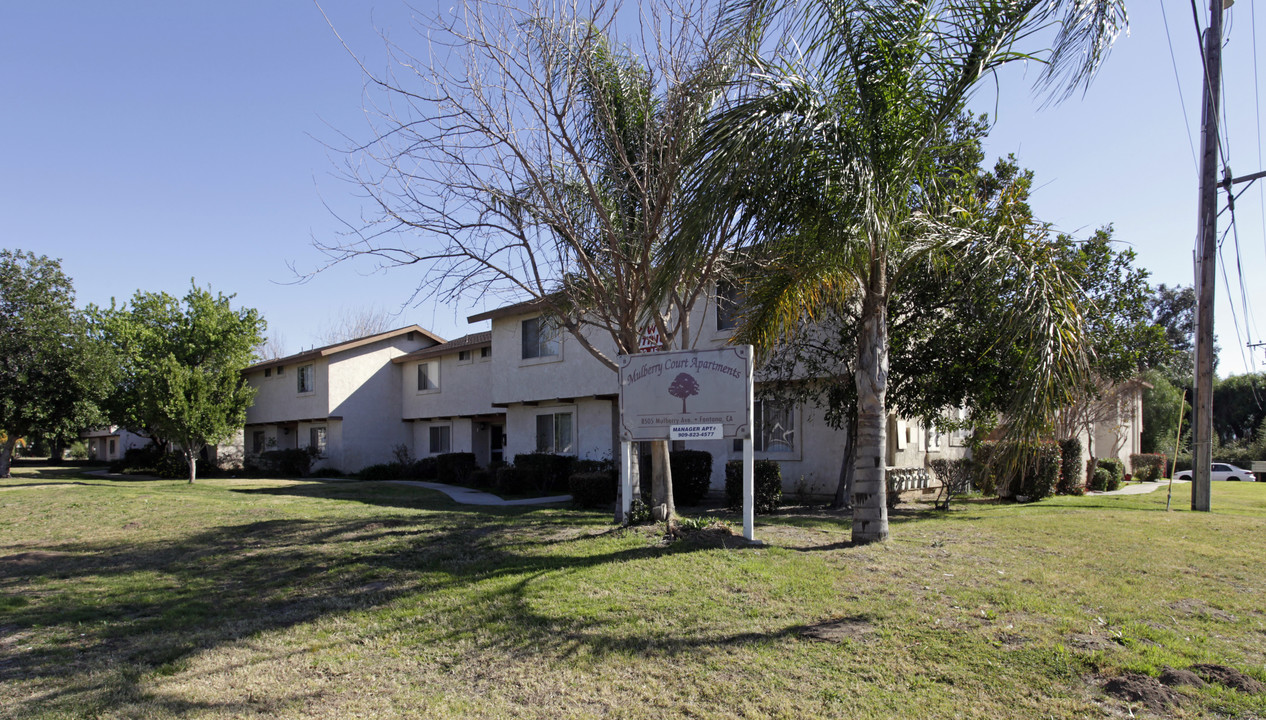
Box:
[401,351,496,420]
[488,313,620,405]
[244,359,330,425]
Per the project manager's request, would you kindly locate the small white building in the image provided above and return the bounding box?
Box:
[241,326,443,473]
[80,426,149,462]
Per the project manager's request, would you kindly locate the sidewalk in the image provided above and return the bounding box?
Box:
[1087,479,1190,496]
[386,480,572,506]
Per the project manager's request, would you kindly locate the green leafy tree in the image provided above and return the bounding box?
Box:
[674,0,1125,542]
[1140,369,1185,455]
[94,284,264,482]
[1211,373,1265,446]
[1146,284,1202,386]
[0,251,110,476]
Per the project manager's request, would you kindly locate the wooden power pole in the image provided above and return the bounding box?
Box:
[1192,0,1225,512]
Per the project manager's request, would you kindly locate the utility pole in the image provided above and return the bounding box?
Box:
[1192,0,1225,512]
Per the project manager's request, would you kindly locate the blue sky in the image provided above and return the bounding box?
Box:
[4,1,1264,376]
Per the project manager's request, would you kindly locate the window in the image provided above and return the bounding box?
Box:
[458,349,472,362]
[252,431,265,454]
[276,365,284,376]
[297,364,313,393]
[521,316,559,359]
[417,362,438,391]
[535,412,574,454]
[480,346,491,359]
[309,426,327,456]
[736,400,795,453]
[264,368,272,378]
[716,282,741,332]
[108,439,116,456]
[429,425,451,454]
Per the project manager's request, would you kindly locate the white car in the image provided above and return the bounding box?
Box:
[1175,463,1257,482]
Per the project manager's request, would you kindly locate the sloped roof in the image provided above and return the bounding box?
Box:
[392,331,492,364]
[467,296,553,323]
[245,325,445,373]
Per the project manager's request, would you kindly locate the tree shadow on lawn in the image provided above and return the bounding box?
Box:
[0,503,792,717]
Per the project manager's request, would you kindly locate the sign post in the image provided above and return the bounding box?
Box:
[617,346,756,541]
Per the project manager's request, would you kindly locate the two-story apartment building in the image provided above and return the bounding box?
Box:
[242,326,443,472]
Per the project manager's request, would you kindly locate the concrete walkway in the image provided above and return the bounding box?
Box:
[1088,479,1190,496]
[386,480,572,506]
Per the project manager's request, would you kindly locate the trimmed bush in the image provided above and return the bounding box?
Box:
[109,444,165,474]
[1098,457,1125,489]
[357,463,405,481]
[975,441,1060,500]
[724,459,782,514]
[1089,466,1112,492]
[470,469,494,488]
[257,448,314,477]
[670,450,713,506]
[436,452,477,485]
[1130,453,1166,482]
[513,453,576,492]
[413,456,439,479]
[154,452,218,480]
[1057,437,1083,495]
[495,464,533,495]
[569,471,617,508]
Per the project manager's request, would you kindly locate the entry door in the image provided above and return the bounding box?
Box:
[490,424,504,465]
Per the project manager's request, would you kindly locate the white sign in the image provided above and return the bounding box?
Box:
[671,424,723,440]
[618,346,753,441]
[637,323,662,353]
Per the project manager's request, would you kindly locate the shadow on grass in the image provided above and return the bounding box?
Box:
[0,483,794,717]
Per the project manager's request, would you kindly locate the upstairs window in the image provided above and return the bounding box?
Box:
[716,282,741,332]
[521,316,559,359]
[276,365,284,376]
[264,368,272,378]
[480,346,492,359]
[297,364,314,393]
[417,362,438,391]
[458,349,472,362]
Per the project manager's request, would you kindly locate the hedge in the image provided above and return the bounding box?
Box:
[724,459,782,513]
[436,452,477,484]
[1057,437,1083,495]
[569,471,617,509]
[513,453,576,492]
[1129,453,1166,482]
[669,450,713,506]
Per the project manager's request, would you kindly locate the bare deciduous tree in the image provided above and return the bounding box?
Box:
[316,305,394,345]
[310,0,757,522]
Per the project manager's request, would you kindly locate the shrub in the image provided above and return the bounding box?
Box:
[154,452,218,479]
[1129,453,1164,480]
[975,441,1060,500]
[724,459,782,514]
[513,453,576,492]
[1057,437,1083,495]
[436,452,478,485]
[357,463,405,482]
[1089,466,1112,492]
[496,464,533,495]
[1097,457,1125,489]
[257,448,315,477]
[469,469,494,488]
[414,456,439,479]
[670,450,713,506]
[110,443,165,474]
[65,440,89,461]
[569,471,617,508]
[929,458,975,510]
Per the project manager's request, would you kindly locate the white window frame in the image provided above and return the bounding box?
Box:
[429,425,452,454]
[736,399,797,455]
[417,361,439,393]
[479,346,492,360]
[297,364,314,394]
[457,349,473,364]
[535,411,574,454]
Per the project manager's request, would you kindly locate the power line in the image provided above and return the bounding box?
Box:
[1162,0,1201,174]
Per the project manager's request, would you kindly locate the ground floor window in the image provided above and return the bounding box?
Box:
[535,412,573,454]
[429,425,451,454]
[309,426,327,457]
[252,431,265,454]
[735,400,796,453]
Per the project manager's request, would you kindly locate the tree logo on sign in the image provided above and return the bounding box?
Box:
[668,373,700,412]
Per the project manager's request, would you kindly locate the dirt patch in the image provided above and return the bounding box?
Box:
[1103,673,1183,712]
[1067,633,1116,652]
[801,617,875,644]
[123,521,142,530]
[1159,666,1206,688]
[1190,664,1265,694]
[1169,598,1238,622]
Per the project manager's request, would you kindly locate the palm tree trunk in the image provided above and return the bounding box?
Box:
[852,281,890,543]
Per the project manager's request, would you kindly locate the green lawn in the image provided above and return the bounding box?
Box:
[2,466,1264,719]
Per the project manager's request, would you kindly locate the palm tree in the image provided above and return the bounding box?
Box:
[673,0,1125,542]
